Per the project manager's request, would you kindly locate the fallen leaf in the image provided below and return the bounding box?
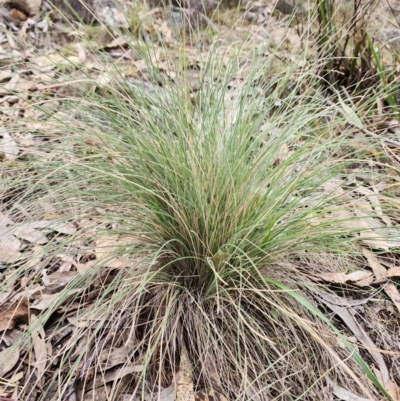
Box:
[95,235,134,265]
[30,315,47,385]
[0,70,14,82]
[362,248,387,280]
[387,266,400,278]
[1,132,19,160]
[0,232,22,263]
[12,223,48,244]
[87,365,144,390]
[32,220,76,235]
[100,365,144,384]
[96,237,119,262]
[76,43,86,63]
[76,260,95,273]
[333,385,371,401]
[0,74,19,95]
[31,289,81,310]
[354,186,393,226]
[0,346,19,376]
[105,36,128,48]
[387,379,400,401]
[100,346,130,369]
[363,248,400,313]
[10,8,28,21]
[9,371,24,383]
[383,283,400,314]
[355,210,400,250]
[312,271,373,286]
[44,271,77,293]
[100,6,129,28]
[317,294,389,385]
[0,304,29,331]
[0,213,13,228]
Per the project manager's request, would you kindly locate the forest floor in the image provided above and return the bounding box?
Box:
[1,1,400,401]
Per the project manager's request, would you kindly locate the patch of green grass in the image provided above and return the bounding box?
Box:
[2,35,398,401]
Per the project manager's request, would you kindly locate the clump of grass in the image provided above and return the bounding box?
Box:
[1,44,396,401]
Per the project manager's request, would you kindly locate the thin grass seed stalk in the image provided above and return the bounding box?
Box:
[2,49,396,400]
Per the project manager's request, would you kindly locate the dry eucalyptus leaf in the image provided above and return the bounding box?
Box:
[362,248,400,313]
[57,255,75,272]
[0,70,13,81]
[312,271,373,285]
[45,271,77,288]
[1,132,19,160]
[100,6,129,28]
[362,248,387,280]
[0,212,13,228]
[99,365,144,385]
[383,284,400,314]
[76,43,86,63]
[96,237,119,262]
[32,220,76,235]
[106,36,128,48]
[322,179,350,199]
[31,289,81,310]
[0,74,19,95]
[30,315,47,385]
[0,304,29,331]
[99,346,130,369]
[386,379,400,401]
[0,233,22,263]
[319,298,389,385]
[0,346,20,376]
[86,365,144,392]
[354,186,392,226]
[13,223,48,244]
[9,370,24,383]
[333,385,371,401]
[387,266,400,278]
[354,208,400,249]
[95,235,134,264]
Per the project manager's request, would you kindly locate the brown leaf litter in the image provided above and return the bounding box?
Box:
[1,0,400,400]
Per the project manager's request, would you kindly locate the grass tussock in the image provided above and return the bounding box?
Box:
[1,31,399,401]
